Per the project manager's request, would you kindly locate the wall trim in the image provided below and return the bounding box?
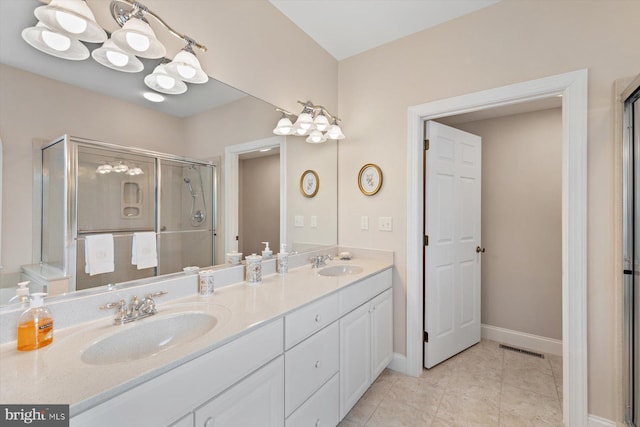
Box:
[588,414,617,427]
[406,69,588,426]
[481,324,562,356]
[387,352,407,373]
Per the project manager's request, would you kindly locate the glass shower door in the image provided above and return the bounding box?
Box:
[75,146,156,290]
[158,159,215,274]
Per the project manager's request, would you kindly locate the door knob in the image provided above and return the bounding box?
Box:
[476,246,485,253]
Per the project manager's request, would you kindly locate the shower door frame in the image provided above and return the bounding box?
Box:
[624,82,640,426]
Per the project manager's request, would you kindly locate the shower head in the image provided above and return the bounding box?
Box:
[184,177,195,196]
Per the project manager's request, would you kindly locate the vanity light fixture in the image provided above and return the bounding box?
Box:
[96,162,113,174]
[144,63,187,95]
[22,22,90,60]
[21,0,208,99]
[34,0,107,44]
[112,161,129,173]
[273,101,345,142]
[126,165,144,175]
[164,42,208,84]
[91,39,144,72]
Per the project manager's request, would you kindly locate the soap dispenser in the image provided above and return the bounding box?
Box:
[17,293,54,351]
[8,281,30,305]
[277,243,289,274]
[261,242,273,259]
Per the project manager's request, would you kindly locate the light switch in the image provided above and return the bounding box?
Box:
[360,216,369,230]
[295,215,304,227]
[378,216,392,231]
[310,216,318,228]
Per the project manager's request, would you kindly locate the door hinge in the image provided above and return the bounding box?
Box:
[424,331,429,343]
[424,139,430,151]
[424,235,429,246]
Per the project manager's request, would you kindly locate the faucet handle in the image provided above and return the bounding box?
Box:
[100,299,126,323]
[100,299,125,310]
[146,291,168,299]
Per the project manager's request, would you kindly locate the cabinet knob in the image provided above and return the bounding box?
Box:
[314,360,321,368]
[315,418,321,427]
[315,314,321,323]
[204,417,214,427]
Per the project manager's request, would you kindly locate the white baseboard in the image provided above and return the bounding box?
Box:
[481,324,562,356]
[588,414,617,427]
[387,352,409,375]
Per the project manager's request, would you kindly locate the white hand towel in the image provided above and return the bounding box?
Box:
[132,232,157,270]
[84,234,115,276]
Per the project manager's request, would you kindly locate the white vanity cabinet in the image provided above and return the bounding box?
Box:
[67,266,393,427]
[339,287,393,419]
[70,318,284,427]
[284,294,341,426]
[194,356,284,427]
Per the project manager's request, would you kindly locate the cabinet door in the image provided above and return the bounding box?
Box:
[195,356,284,427]
[370,288,393,380]
[339,303,371,419]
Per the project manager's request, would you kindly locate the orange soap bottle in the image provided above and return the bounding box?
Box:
[17,293,53,351]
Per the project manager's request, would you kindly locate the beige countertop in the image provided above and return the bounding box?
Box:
[0,255,392,416]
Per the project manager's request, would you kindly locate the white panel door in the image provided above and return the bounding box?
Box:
[424,120,482,368]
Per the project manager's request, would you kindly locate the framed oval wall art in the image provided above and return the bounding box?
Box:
[358,163,383,196]
[300,169,319,198]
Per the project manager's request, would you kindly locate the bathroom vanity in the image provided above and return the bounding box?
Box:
[0,250,393,427]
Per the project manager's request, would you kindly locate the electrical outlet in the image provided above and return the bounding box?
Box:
[361,216,369,230]
[310,216,318,228]
[378,216,393,231]
[294,215,304,227]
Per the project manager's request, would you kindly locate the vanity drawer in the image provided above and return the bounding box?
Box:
[286,373,339,427]
[339,268,392,316]
[285,322,339,416]
[285,292,339,349]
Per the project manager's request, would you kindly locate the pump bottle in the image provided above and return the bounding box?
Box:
[17,293,54,351]
[7,281,30,305]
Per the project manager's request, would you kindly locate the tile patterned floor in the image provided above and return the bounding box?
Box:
[338,339,563,427]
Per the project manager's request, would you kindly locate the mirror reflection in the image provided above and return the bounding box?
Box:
[0,1,338,305]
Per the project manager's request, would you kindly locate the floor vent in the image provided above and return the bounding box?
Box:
[499,344,545,359]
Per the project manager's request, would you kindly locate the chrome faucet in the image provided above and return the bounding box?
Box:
[310,255,332,268]
[101,291,167,325]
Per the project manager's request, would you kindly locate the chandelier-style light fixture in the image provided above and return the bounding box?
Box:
[21,0,208,101]
[273,101,345,143]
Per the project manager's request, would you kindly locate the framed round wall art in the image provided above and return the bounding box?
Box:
[358,163,383,196]
[300,169,319,198]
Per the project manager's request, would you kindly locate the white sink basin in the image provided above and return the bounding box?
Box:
[81,312,218,365]
[318,264,363,277]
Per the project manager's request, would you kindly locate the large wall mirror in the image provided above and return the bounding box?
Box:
[0,1,338,305]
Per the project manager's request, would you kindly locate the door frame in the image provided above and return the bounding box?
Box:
[224,136,286,256]
[406,69,588,425]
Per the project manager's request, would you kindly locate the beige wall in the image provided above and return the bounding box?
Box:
[455,108,562,340]
[337,0,640,420]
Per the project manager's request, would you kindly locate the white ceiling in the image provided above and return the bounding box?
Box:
[269,0,500,60]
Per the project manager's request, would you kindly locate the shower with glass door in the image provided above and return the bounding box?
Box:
[40,135,216,292]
